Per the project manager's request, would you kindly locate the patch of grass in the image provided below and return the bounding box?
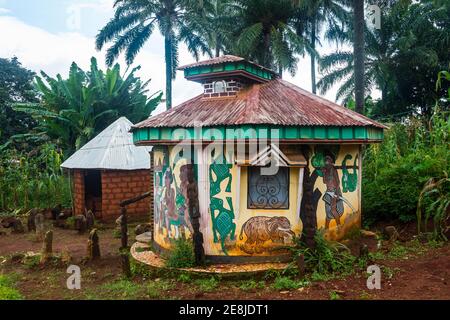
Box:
[309,271,335,282]
[112,229,122,239]
[263,269,281,280]
[101,279,144,300]
[0,274,22,300]
[165,238,195,269]
[329,290,341,300]
[195,277,219,292]
[177,273,192,283]
[238,280,266,291]
[271,276,309,291]
[21,254,41,269]
[381,266,401,279]
[147,279,176,299]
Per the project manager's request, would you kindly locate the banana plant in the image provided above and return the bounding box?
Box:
[14,57,162,157]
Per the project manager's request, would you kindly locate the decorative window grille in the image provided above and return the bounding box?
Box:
[247,167,289,209]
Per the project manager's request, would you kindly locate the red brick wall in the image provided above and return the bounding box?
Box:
[73,170,85,216]
[101,170,151,220]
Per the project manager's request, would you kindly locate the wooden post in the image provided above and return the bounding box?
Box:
[87,228,101,260]
[40,230,53,263]
[186,163,205,265]
[119,206,128,249]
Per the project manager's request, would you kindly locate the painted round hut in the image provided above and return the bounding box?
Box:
[62,117,152,221]
[131,55,386,263]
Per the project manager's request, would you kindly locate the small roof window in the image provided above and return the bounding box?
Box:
[213,80,227,93]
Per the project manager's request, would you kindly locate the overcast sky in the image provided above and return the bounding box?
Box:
[0,0,348,116]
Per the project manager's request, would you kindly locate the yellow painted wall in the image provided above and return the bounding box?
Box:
[154,144,361,257]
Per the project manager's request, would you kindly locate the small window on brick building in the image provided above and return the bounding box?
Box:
[213,80,226,93]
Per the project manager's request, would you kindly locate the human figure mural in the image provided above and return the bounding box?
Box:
[322,155,345,229]
[154,148,192,241]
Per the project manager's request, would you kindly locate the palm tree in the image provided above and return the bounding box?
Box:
[232,0,312,75]
[316,2,401,111]
[96,0,212,110]
[204,0,239,57]
[14,57,162,156]
[353,0,365,114]
[294,0,348,94]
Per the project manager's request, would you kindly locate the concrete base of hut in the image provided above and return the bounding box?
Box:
[130,242,289,276]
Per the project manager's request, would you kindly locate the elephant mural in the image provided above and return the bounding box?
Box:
[239,216,295,254]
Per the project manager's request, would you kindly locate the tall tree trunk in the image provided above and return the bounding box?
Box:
[164,35,173,110]
[311,18,317,94]
[215,35,221,57]
[263,31,271,70]
[353,0,365,114]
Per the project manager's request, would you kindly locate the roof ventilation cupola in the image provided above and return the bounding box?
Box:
[178,55,277,98]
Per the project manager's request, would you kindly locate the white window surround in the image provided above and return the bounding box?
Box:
[213,80,227,93]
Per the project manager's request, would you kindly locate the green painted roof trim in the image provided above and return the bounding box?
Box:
[184,61,274,81]
[133,125,384,144]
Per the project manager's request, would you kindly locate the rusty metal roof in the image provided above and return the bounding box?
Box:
[133,79,386,129]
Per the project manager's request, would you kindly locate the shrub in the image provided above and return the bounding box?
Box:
[0,275,22,300]
[165,238,195,269]
[294,231,356,277]
[363,111,449,226]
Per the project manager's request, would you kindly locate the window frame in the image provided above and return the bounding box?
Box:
[246,166,290,210]
[213,80,227,94]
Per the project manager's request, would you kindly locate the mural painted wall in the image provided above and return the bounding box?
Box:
[310,144,361,241]
[153,146,193,250]
[154,144,361,258]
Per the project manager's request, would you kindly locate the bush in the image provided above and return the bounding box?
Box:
[0,275,22,300]
[363,111,449,226]
[165,238,195,269]
[294,231,356,277]
[0,143,71,211]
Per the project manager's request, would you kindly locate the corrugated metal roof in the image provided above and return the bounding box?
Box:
[177,55,275,73]
[133,79,386,129]
[62,117,151,170]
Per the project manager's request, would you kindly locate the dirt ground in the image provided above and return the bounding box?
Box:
[0,220,449,300]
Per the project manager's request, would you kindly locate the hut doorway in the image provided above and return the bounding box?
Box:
[84,170,102,217]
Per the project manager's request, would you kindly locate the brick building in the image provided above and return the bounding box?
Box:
[62,117,152,221]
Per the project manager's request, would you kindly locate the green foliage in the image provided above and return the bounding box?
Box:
[21,254,41,269]
[317,1,450,118]
[96,0,211,109]
[232,0,311,74]
[101,279,144,300]
[0,274,22,300]
[165,238,195,269]
[14,57,162,156]
[271,276,309,291]
[0,57,37,146]
[329,290,341,300]
[417,172,450,240]
[363,110,449,227]
[238,279,265,291]
[294,231,356,277]
[195,277,219,292]
[0,143,71,211]
[147,279,176,299]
